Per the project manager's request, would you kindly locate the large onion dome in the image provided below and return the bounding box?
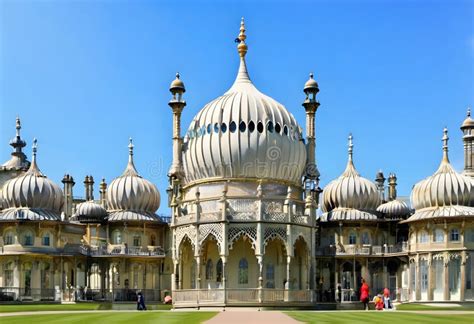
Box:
[405,128,474,222]
[0,139,63,221]
[182,18,306,186]
[106,138,161,222]
[321,134,381,221]
[70,201,107,223]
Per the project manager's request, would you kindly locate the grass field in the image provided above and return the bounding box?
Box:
[1,311,217,324]
[396,303,474,311]
[0,303,172,312]
[286,311,474,324]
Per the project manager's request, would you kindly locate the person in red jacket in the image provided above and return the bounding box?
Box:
[360,278,370,311]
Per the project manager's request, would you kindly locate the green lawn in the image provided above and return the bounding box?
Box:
[2,311,217,324]
[397,303,474,311]
[286,311,474,324]
[0,303,173,313]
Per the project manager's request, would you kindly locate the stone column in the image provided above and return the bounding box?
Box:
[195,256,201,289]
[257,255,263,303]
[285,256,292,302]
[444,255,449,301]
[428,253,433,301]
[222,256,227,304]
[415,257,421,301]
[461,252,467,301]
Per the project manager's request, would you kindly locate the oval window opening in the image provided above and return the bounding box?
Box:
[248,121,255,133]
[239,121,246,132]
[283,125,289,136]
[257,122,264,133]
[275,123,281,134]
[207,124,211,134]
[214,123,220,133]
[267,121,274,133]
[229,121,237,133]
[221,123,227,133]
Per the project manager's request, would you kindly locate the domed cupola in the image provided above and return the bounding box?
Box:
[1,117,30,171]
[182,18,307,186]
[106,138,161,222]
[70,201,107,223]
[321,134,381,221]
[0,139,64,221]
[377,173,411,219]
[405,128,474,222]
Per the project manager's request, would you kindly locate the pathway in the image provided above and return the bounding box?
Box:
[204,310,300,324]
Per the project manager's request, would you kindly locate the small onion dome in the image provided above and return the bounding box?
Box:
[321,134,380,221]
[304,73,319,93]
[405,128,474,223]
[0,139,63,221]
[376,200,411,219]
[170,72,185,94]
[70,201,107,223]
[106,138,161,222]
[461,108,474,129]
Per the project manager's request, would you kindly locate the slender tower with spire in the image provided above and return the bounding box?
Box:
[461,107,474,177]
[1,117,30,172]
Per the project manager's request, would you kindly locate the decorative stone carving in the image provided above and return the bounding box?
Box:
[228,199,257,221]
[228,225,257,250]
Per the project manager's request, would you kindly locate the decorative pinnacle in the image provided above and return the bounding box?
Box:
[128,137,134,157]
[236,17,248,58]
[442,127,449,161]
[15,116,21,136]
[468,107,471,118]
[348,133,353,161]
[32,138,38,157]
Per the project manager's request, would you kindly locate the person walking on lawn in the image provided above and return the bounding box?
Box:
[360,278,370,311]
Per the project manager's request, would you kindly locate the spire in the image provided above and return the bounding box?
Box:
[230,17,252,88]
[122,137,139,176]
[442,127,449,163]
[348,133,354,162]
[468,107,471,118]
[342,133,359,177]
[27,138,43,176]
[9,116,26,152]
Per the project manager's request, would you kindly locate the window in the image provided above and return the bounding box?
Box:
[4,262,13,287]
[42,233,50,246]
[418,231,429,243]
[283,125,289,136]
[23,231,33,246]
[248,121,255,133]
[239,258,248,284]
[450,229,460,242]
[265,263,275,288]
[112,230,122,244]
[348,232,356,245]
[267,121,274,133]
[420,259,428,292]
[433,229,444,243]
[361,232,370,245]
[221,123,227,133]
[216,259,223,283]
[229,121,237,133]
[4,231,14,245]
[214,123,219,133]
[467,229,474,242]
[133,235,141,247]
[257,122,264,133]
[275,123,281,134]
[239,121,246,132]
[206,259,213,280]
[207,124,211,134]
[150,234,156,246]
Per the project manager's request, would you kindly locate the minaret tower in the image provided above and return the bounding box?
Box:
[375,170,386,202]
[62,174,75,220]
[168,72,186,206]
[461,107,474,177]
[302,73,321,198]
[388,173,397,201]
[2,117,30,171]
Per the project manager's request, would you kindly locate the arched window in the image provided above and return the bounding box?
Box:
[216,258,223,283]
[42,232,50,246]
[265,263,275,288]
[133,235,141,247]
[150,234,156,246]
[433,229,444,243]
[23,231,34,246]
[112,230,122,244]
[348,232,356,245]
[4,231,14,245]
[361,232,370,245]
[450,228,460,242]
[206,259,213,280]
[418,231,429,243]
[3,262,13,287]
[238,258,248,284]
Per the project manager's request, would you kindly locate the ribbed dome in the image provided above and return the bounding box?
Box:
[182,19,306,186]
[71,201,107,222]
[106,139,160,216]
[461,108,474,129]
[411,128,474,211]
[321,135,380,221]
[1,139,63,219]
[377,199,411,219]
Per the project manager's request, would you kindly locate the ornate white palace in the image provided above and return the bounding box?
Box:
[0,19,473,308]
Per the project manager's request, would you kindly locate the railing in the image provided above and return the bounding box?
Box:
[0,287,55,301]
[315,243,408,257]
[80,245,165,257]
[173,288,314,305]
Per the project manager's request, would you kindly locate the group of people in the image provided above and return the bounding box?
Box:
[360,279,393,311]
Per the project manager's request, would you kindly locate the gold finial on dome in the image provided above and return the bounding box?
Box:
[348,133,354,161]
[236,17,248,58]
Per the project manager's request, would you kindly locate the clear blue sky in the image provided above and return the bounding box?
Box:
[1,0,473,214]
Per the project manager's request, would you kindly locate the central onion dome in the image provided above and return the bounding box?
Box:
[321,134,381,221]
[1,139,64,221]
[106,138,161,222]
[182,18,306,186]
[406,128,474,222]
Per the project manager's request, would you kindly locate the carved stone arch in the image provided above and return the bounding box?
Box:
[174,225,196,251]
[199,223,223,252]
[199,232,221,254]
[228,226,257,250]
[178,233,195,252]
[263,233,287,254]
